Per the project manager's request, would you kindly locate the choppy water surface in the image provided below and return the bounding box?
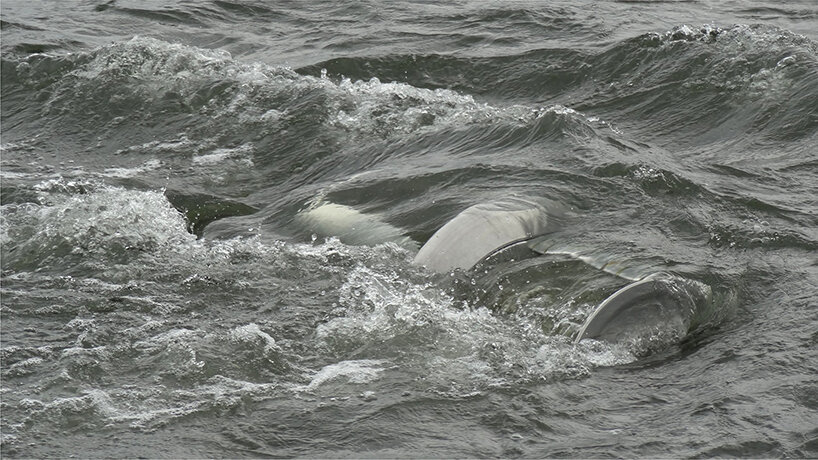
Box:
[2,1,817,457]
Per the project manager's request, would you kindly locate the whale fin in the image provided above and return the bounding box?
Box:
[412,198,555,273]
[575,272,712,344]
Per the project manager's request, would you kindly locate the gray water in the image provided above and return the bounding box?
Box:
[2,1,817,457]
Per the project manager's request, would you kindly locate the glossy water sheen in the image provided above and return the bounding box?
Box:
[2,1,817,458]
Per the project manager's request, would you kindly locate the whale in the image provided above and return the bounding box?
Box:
[574,272,711,343]
[294,200,419,251]
[413,197,553,273]
[293,196,711,347]
[294,196,554,270]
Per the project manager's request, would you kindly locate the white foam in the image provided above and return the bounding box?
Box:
[4,182,195,260]
[133,328,205,351]
[14,375,279,431]
[4,357,44,377]
[101,159,163,178]
[316,263,639,392]
[301,359,388,391]
[67,37,601,142]
[114,136,194,156]
[229,323,279,354]
[191,145,254,166]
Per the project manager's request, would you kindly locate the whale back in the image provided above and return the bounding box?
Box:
[294,202,418,250]
[412,198,551,273]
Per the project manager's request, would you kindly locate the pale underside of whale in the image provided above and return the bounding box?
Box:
[294,201,419,251]
[294,197,710,346]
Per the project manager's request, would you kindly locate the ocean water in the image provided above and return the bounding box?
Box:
[1,1,817,457]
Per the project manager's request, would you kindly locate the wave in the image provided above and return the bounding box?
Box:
[0,180,194,272]
[1,37,617,196]
[3,33,813,264]
[4,26,813,186]
[301,24,818,145]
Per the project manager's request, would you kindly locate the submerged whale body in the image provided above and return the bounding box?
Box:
[295,197,553,271]
[294,196,710,348]
[294,201,419,251]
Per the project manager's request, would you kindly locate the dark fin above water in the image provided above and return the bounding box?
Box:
[164,190,258,237]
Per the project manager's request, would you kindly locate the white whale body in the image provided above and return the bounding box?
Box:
[413,197,551,273]
[294,201,418,251]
